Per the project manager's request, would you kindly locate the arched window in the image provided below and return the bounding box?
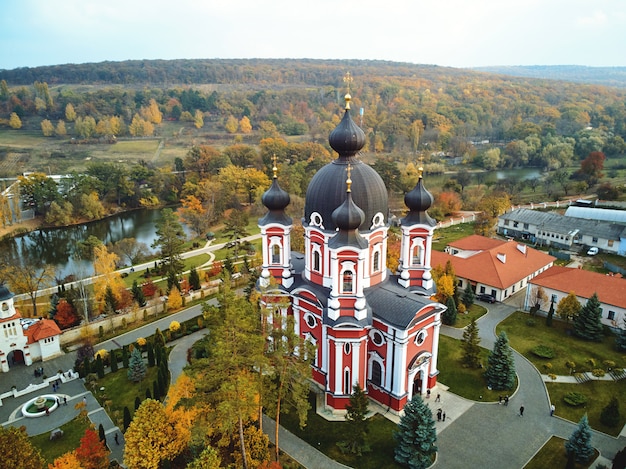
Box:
[313,250,321,272]
[411,243,422,266]
[342,271,354,293]
[272,244,280,264]
[371,360,382,386]
[373,251,380,272]
[344,368,351,395]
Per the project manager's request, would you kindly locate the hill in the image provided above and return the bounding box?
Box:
[473,65,626,88]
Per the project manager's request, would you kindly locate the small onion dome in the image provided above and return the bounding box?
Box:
[402,174,436,226]
[328,96,366,157]
[0,284,14,301]
[259,178,292,226]
[329,191,368,249]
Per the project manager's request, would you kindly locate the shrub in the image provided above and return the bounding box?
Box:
[531,345,555,359]
[564,392,588,407]
[592,369,606,378]
[526,319,536,327]
[548,373,557,380]
[603,360,616,371]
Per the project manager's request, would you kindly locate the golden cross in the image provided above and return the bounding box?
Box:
[343,72,353,92]
[272,154,278,179]
[346,164,352,193]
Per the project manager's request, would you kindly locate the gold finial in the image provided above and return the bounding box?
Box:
[271,154,278,179]
[346,164,352,193]
[343,72,353,110]
[417,156,424,179]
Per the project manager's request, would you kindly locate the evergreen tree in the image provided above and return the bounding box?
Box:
[461,318,481,368]
[134,396,141,410]
[546,300,555,327]
[167,270,179,292]
[145,387,151,400]
[442,297,457,326]
[188,266,201,291]
[565,414,594,464]
[104,285,118,315]
[339,383,370,455]
[394,396,437,469]
[48,293,60,319]
[617,317,626,352]
[574,293,604,341]
[110,350,118,372]
[127,348,147,383]
[461,283,475,308]
[131,280,146,307]
[122,346,129,368]
[123,406,132,431]
[601,396,620,427]
[95,354,105,379]
[484,331,516,390]
[153,380,160,400]
[154,328,166,350]
[147,342,155,367]
[98,423,106,443]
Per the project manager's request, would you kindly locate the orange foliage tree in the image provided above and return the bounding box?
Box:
[55,299,79,329]
[75,428,109,469]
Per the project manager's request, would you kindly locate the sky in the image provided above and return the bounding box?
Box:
[1,0,625,71]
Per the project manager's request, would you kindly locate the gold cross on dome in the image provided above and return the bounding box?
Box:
[346,164,352,193]
[271,154,278,178]
[343,72,353,92]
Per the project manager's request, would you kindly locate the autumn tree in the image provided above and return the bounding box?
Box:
[65,103,77,121]
[124,399,188,469]
[223,209,250,260]
[75,427,109,469]
[110,238,149,266]
[239,116,252,133]
[462,318,481,368]
[177,195,211,238]
[432,260,455,304]
[55,299,80,329]
[92,244,125,314]
[225,115,239,133]
[557,292,582,322]
[574,293,604,341]
[187,446,221,469]
[78,192,105,220]
[41,119,54,136]
[1,258,55,317]
[193,109,204,128]
[576,151,605,185]
[528,286,548,315]
[484,332,516,391]
[49,451,83,469]
[0,425,45,469]
[166,287,182,309]
[9,112,22,129]
[152,208,186,283]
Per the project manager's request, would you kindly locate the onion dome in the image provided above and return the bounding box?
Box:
[402,167,436,226]
[304,92,388,232]
[0,284,14,301]
[259,159,292,226]
[329,168,368,249]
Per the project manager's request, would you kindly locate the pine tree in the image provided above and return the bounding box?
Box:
[188,266,201,291]
[147,343,155,367]
[134,396,141,410]
[442,297,457,325]
[95,355,105,379]
[110,350,118,372]
[484,331,516,390]
[546,300,555,327]
[123,406,132,431]
[153,380,160,400]
[462,283,475,308]
[394,396,437,469]
[127,348,147,383]
[104,285,118,315]
[131,280,146,307]
[462,318,481,368]
[601,396,620,427]
[122,346,129,368]
[574,293,604,341]
[565,414,594,464]
[339,383,370,455]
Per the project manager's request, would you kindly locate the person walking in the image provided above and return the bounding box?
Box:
[550,404,555,416]
[504,395,509,406]
[435,393,441,402]
[115,433,119,445]
[63,396,67,405]
[437,408,442,421]
[519,405,525,417]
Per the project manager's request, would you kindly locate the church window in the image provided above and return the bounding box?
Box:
[342,270,354,293]
[305,313,317,328]
[271,244,280,264]
[373,251,380,272]
[1,302,7,311]
[344,342,352,355]
[415,330,427,346]
[411,241,424,266]
[313,250,321,272]
[370,330,384,346]
[344,368,351,395]
[371,360,382,386]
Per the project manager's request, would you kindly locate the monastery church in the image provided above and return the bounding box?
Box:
[258,90,446,413]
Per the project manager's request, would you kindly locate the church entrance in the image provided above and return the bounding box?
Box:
[412,373,423,397]
[7,349,25,367]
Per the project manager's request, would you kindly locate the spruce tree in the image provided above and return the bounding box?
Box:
[110,350,118,372]
[122,346,129,368]
[104,285,117,315]
[339,383,370,455]
[574,293,604,341]
[484,331,516,390]
[123,406,132,431]
[153,380,160,400]
[188,266,201,291]
[127,348,146,383]
[546,300,555,327]
[565,414,594,464]
[462,283,475,308]
[601,396,620,427]
[462,318,481,368]
[131,280,146,307]
[394,396,437,469]
[134,396,141,410]
[147,343,155,367]
[442,297,457,326]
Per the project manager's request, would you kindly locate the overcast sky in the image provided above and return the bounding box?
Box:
[1,0,625,71]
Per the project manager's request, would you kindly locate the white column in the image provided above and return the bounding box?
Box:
[352,342,361,387]
[429,319,441,377]
[334,342,343,395]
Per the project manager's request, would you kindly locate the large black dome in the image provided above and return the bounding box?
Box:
[304,95,388,232]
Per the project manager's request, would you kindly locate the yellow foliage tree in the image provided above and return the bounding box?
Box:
[193,110,204,129]
[41,119,54,136]
[167,288,183,310]
[239,116,252,133]
[55,120,67,136]
[141,99,163,124]
[224,115,238,133]
[9,112,22,129]
[92,244,125,312]
[49,451,83,469]
[65,103,76,122]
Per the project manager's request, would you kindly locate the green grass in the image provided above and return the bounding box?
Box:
[546,380,626,436]
[432,223,476,252]
[523,436,598,469]
[30,416,91,464]
[279,394,402,469]
[451,303,487,329]
[496,311,626,375]
[437,335,511,402]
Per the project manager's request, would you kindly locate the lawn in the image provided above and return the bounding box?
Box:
[450,303,487,329]
[279,394,402,469]
[437,335,510,402]
[496,311,626,375]
[432,222,476,252]
[523,436,599,469]
[30,416,91,464]
[546,380,626,436]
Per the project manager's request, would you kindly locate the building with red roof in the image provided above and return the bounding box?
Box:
[432,236,556,302]
[526,266,626,327]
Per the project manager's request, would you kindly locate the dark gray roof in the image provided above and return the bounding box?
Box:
[0,284,13,301]
[565,206,626,225]
[501,208,626,240]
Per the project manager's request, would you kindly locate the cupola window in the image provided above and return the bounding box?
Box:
[313,249,321,273]
[342,271,354,294]
[373,251,380,272]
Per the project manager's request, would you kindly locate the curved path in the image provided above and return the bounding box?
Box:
[434,302,625,468]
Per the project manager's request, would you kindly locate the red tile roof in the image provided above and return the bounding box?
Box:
[0,311,21,323]
[530,266,626,309]
[432,236,555,289]
[24,319,61,344]
[447,234,505,252]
